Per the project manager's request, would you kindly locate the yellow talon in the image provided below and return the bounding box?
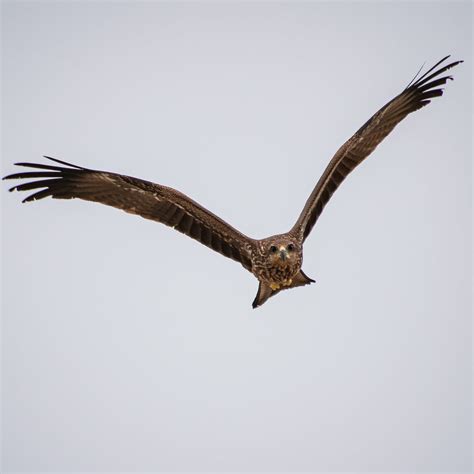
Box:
[269,279,292,291]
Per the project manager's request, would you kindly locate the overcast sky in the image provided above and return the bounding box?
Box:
[1,1,471,472]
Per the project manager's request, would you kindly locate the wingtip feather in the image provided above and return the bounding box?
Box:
[43,155,84,169]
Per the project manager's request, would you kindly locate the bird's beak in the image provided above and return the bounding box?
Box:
[279,247,288,261]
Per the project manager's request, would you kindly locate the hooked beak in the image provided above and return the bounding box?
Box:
[279,247,288,261]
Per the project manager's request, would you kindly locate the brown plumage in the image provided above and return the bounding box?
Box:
[3,56,462,308]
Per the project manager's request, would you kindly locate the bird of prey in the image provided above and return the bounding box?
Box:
[3,56,462,308]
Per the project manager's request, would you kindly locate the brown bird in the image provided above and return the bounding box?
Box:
[3,56,462,308]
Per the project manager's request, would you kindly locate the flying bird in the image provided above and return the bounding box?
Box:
[3,56,462,308]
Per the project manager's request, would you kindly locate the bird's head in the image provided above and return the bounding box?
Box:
[261,235,300,267]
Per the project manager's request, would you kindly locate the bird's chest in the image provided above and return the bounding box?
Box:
[254,258,301,289]
[267,265,296,283]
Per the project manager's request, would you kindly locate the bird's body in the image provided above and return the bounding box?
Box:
[249,235,310,307]
[3,56,462,307]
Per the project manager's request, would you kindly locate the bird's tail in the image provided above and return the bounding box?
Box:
[252,270,315,308]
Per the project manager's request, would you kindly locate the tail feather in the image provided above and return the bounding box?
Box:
[251,270,315,309]
[252,282,274,309]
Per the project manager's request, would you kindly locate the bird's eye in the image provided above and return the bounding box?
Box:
[287,243,294,251]
[270,245,278,253]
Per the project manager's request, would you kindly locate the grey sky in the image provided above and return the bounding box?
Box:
[1,1,472,472]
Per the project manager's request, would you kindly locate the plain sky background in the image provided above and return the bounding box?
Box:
[1,1,471,472]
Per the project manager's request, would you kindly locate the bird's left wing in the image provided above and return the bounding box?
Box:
[291,56,462,242]
[4,157,256,271]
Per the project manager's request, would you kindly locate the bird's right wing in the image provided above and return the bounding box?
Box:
[4,156,256,272]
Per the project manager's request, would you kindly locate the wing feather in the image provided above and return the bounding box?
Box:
[292,56,462,241]
[4,157,256,271]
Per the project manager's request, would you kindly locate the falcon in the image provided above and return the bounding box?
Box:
[3,56,462,308]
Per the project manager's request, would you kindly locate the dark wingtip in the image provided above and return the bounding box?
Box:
[43,155,84,169]
[3,167,25,180]
[4,169,25,180]
[406,56,463,91]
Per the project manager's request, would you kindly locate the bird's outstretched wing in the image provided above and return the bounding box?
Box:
[3,157,256,271]
[292,56,463,242]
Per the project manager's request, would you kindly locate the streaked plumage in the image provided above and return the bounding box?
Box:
[3,56,462,307]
